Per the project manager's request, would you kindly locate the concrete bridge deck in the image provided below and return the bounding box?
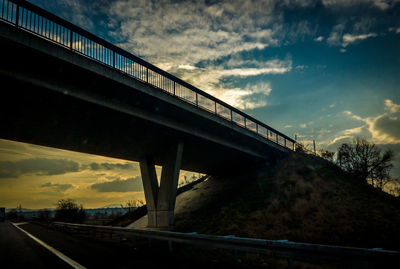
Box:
[0,0,295,228]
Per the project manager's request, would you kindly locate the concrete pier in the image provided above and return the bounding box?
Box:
[140,142,183,228]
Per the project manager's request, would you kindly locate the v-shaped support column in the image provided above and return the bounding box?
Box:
[139,142,183,228]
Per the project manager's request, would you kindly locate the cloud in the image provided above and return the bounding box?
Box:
[40,182,73,192]
[91,176,143,192]
[388,27,400,34]
[178,64,197,70]
[342,33,377,47]
[373,114,400,142]
[104,0,299,110]
[313,36,324,42]
[322,0,392,10]
[180,58,291,109]
[372,0,390,10]
[295,65,308,70]
[109,0,279,67]
[327,24,377,48]
[343,100,400,144]
[385,99,400,113]
[329,135,352,146]
[343,126,364,135]
[88,162,135,171]
[327,24,345,46]
[0,158,80,178]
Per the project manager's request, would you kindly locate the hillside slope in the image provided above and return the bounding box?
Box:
[173,152,400,250]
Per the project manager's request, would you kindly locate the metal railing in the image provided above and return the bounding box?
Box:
[0,0,296,151]
[51,222,398,268]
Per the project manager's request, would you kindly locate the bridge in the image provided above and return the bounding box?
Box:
[0,0,296,228]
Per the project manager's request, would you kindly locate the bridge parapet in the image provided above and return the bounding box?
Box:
[0,0,296,152]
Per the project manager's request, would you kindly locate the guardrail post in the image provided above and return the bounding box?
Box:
[131,236,137,250]
[287,258,293,269]
[195,93,198,106]
[173,81,176,96]
[233,249,238,264]
[168,240,173,253]
[146,67,149,83]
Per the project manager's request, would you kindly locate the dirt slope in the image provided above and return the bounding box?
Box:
[173,152,400,250]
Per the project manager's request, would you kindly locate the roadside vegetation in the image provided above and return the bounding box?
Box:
[172,138,400,251]
[54,198,86,223]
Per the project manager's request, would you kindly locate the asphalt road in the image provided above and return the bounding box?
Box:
[0,221,71,268]
[0,221,240,269]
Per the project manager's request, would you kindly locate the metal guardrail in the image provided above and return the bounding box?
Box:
[51,222,398,268]
[0,0,296,151]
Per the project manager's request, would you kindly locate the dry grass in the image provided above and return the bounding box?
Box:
[173,152,400,250]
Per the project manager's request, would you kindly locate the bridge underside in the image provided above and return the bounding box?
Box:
[0,75,268,174]
[0,21,289,228]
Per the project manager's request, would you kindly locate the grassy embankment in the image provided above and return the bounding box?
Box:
[173,152,400,250]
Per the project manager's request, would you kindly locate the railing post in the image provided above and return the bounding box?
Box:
[173,81,176,96]
[244,117,246,128]
[112,50,115,68]
[256,124,258,134]
[313,139,316,154]
[195,93,198,106]
[69,30,73,50]
[146,67,149,83]
[214,101,217,114]
[15,3,20,27]
[230,110,233,122]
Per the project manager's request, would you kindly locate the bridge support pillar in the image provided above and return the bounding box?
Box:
[139,142,183,228]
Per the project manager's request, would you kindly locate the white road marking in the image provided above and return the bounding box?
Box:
[12,222,87,269]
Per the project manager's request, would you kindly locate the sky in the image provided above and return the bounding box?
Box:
[1,0,400,209]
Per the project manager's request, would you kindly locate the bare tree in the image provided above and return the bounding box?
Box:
[337,137,395,189]
[55,198,86,223]
[126,199,144,212]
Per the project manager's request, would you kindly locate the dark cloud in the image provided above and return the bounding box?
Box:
[40,182,73,192]
[91,176,143,192]
[88,162,135,171]
[0,158,80,178]
[326,136,353,152]
[374,114,400,140]
[373,143,400,179]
